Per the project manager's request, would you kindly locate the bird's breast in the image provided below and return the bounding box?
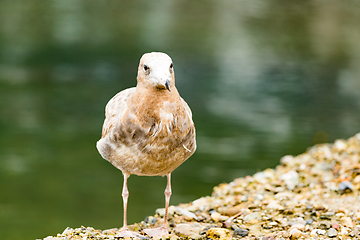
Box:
[119,103,192,153]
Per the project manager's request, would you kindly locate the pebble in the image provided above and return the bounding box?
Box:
[155,208,165,217]
[334,139,347,151]
[305,219,313,225]
[207,228,230,240]
[289,228,302,239]
[289,223,305,231]
[267,199,284,210]
[224,205,241,216]
[316,229,326,235]
[340,227,350,235]
[240,195,248,202]
[318,220,332,229]
[232,227,249,237]
[332,223,340,229]
[211,212,222,222]
[243,212,261,221]
[354,211,360,221]
[174,207,198,220]
[144,216,157,225]
[173,223,203,240]
[327,228,338,238]
[339,180,353,192]
[341,216,354,228]
[280,155,294,166]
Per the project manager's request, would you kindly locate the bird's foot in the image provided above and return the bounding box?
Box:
[143,226,169,237]
[116,227,142,238]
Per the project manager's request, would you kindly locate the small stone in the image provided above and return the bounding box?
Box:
[155,208,165,217]
[340,227,350,236]
[354,211,360,221]
[267,200,284,210]
[327,228,337,238]
[282,231,291,238]
[175,207,198,220]
[207,228,230,240]
[299,163,306,170]
[144,216,157,225]
[289,224,305,231]
[222,221,232,229]
[280,155,294,166]
[211,212,222,222]
[325,211,335,217]
[279,170,299,190]
[256,194,264,200]
[173,223,202,240]
[305,219,313,225]
[241,195,248,202]
[310,229,318,237]
[331,223,340,229]
[317,229,326,235]
[224,206,241,216]
[289,228,302,239]
[243,212,261,221]
[338,181,353,192]
[254,171,268,183]
[318,221,331,229]
[233,227,249,237]
[333,139,347,151]
[269,221,278,227]
[341,216,354,228]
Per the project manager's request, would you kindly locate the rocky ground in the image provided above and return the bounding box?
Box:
[41,134,360,240]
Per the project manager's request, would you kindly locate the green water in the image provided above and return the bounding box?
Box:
[1,1,360,239]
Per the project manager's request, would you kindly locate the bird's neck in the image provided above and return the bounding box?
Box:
[134,85,178,103]
[129,86,179,119]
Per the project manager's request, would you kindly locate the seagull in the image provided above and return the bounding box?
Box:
[96,52,196,237]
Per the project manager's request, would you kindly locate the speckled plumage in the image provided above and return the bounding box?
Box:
[97,53,196,176]
[96,52,196,237]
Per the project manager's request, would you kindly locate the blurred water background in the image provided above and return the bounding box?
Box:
[1,1,360,239]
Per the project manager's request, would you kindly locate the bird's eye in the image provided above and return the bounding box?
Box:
[144,65,149,71]
[170,63,173,69]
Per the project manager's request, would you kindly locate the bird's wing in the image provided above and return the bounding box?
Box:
[180,97,193,120]
[101,87,136,138]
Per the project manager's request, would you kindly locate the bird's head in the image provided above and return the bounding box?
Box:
[137,52,174,92]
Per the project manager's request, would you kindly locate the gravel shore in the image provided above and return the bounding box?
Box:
[41,133,360,239]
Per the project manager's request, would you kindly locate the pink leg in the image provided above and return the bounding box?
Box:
[144,173,171,237]
[117,173,141,238]
[163,173,172,228]
[122,173,130,229]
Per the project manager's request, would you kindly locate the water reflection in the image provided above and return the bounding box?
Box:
[0,1,360,239]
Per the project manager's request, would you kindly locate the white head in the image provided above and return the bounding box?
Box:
[137,52,174,91]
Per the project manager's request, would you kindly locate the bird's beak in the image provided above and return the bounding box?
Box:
[165,79,171,92]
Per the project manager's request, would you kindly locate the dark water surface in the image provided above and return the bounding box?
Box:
[1,1,360,239]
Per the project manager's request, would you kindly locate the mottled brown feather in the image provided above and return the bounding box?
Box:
[97,52,196,176]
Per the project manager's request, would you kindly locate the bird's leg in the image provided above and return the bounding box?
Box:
[116,173,141,238]
[144,173,171,237]
[122,173,130,229]
[163,173,172,228]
